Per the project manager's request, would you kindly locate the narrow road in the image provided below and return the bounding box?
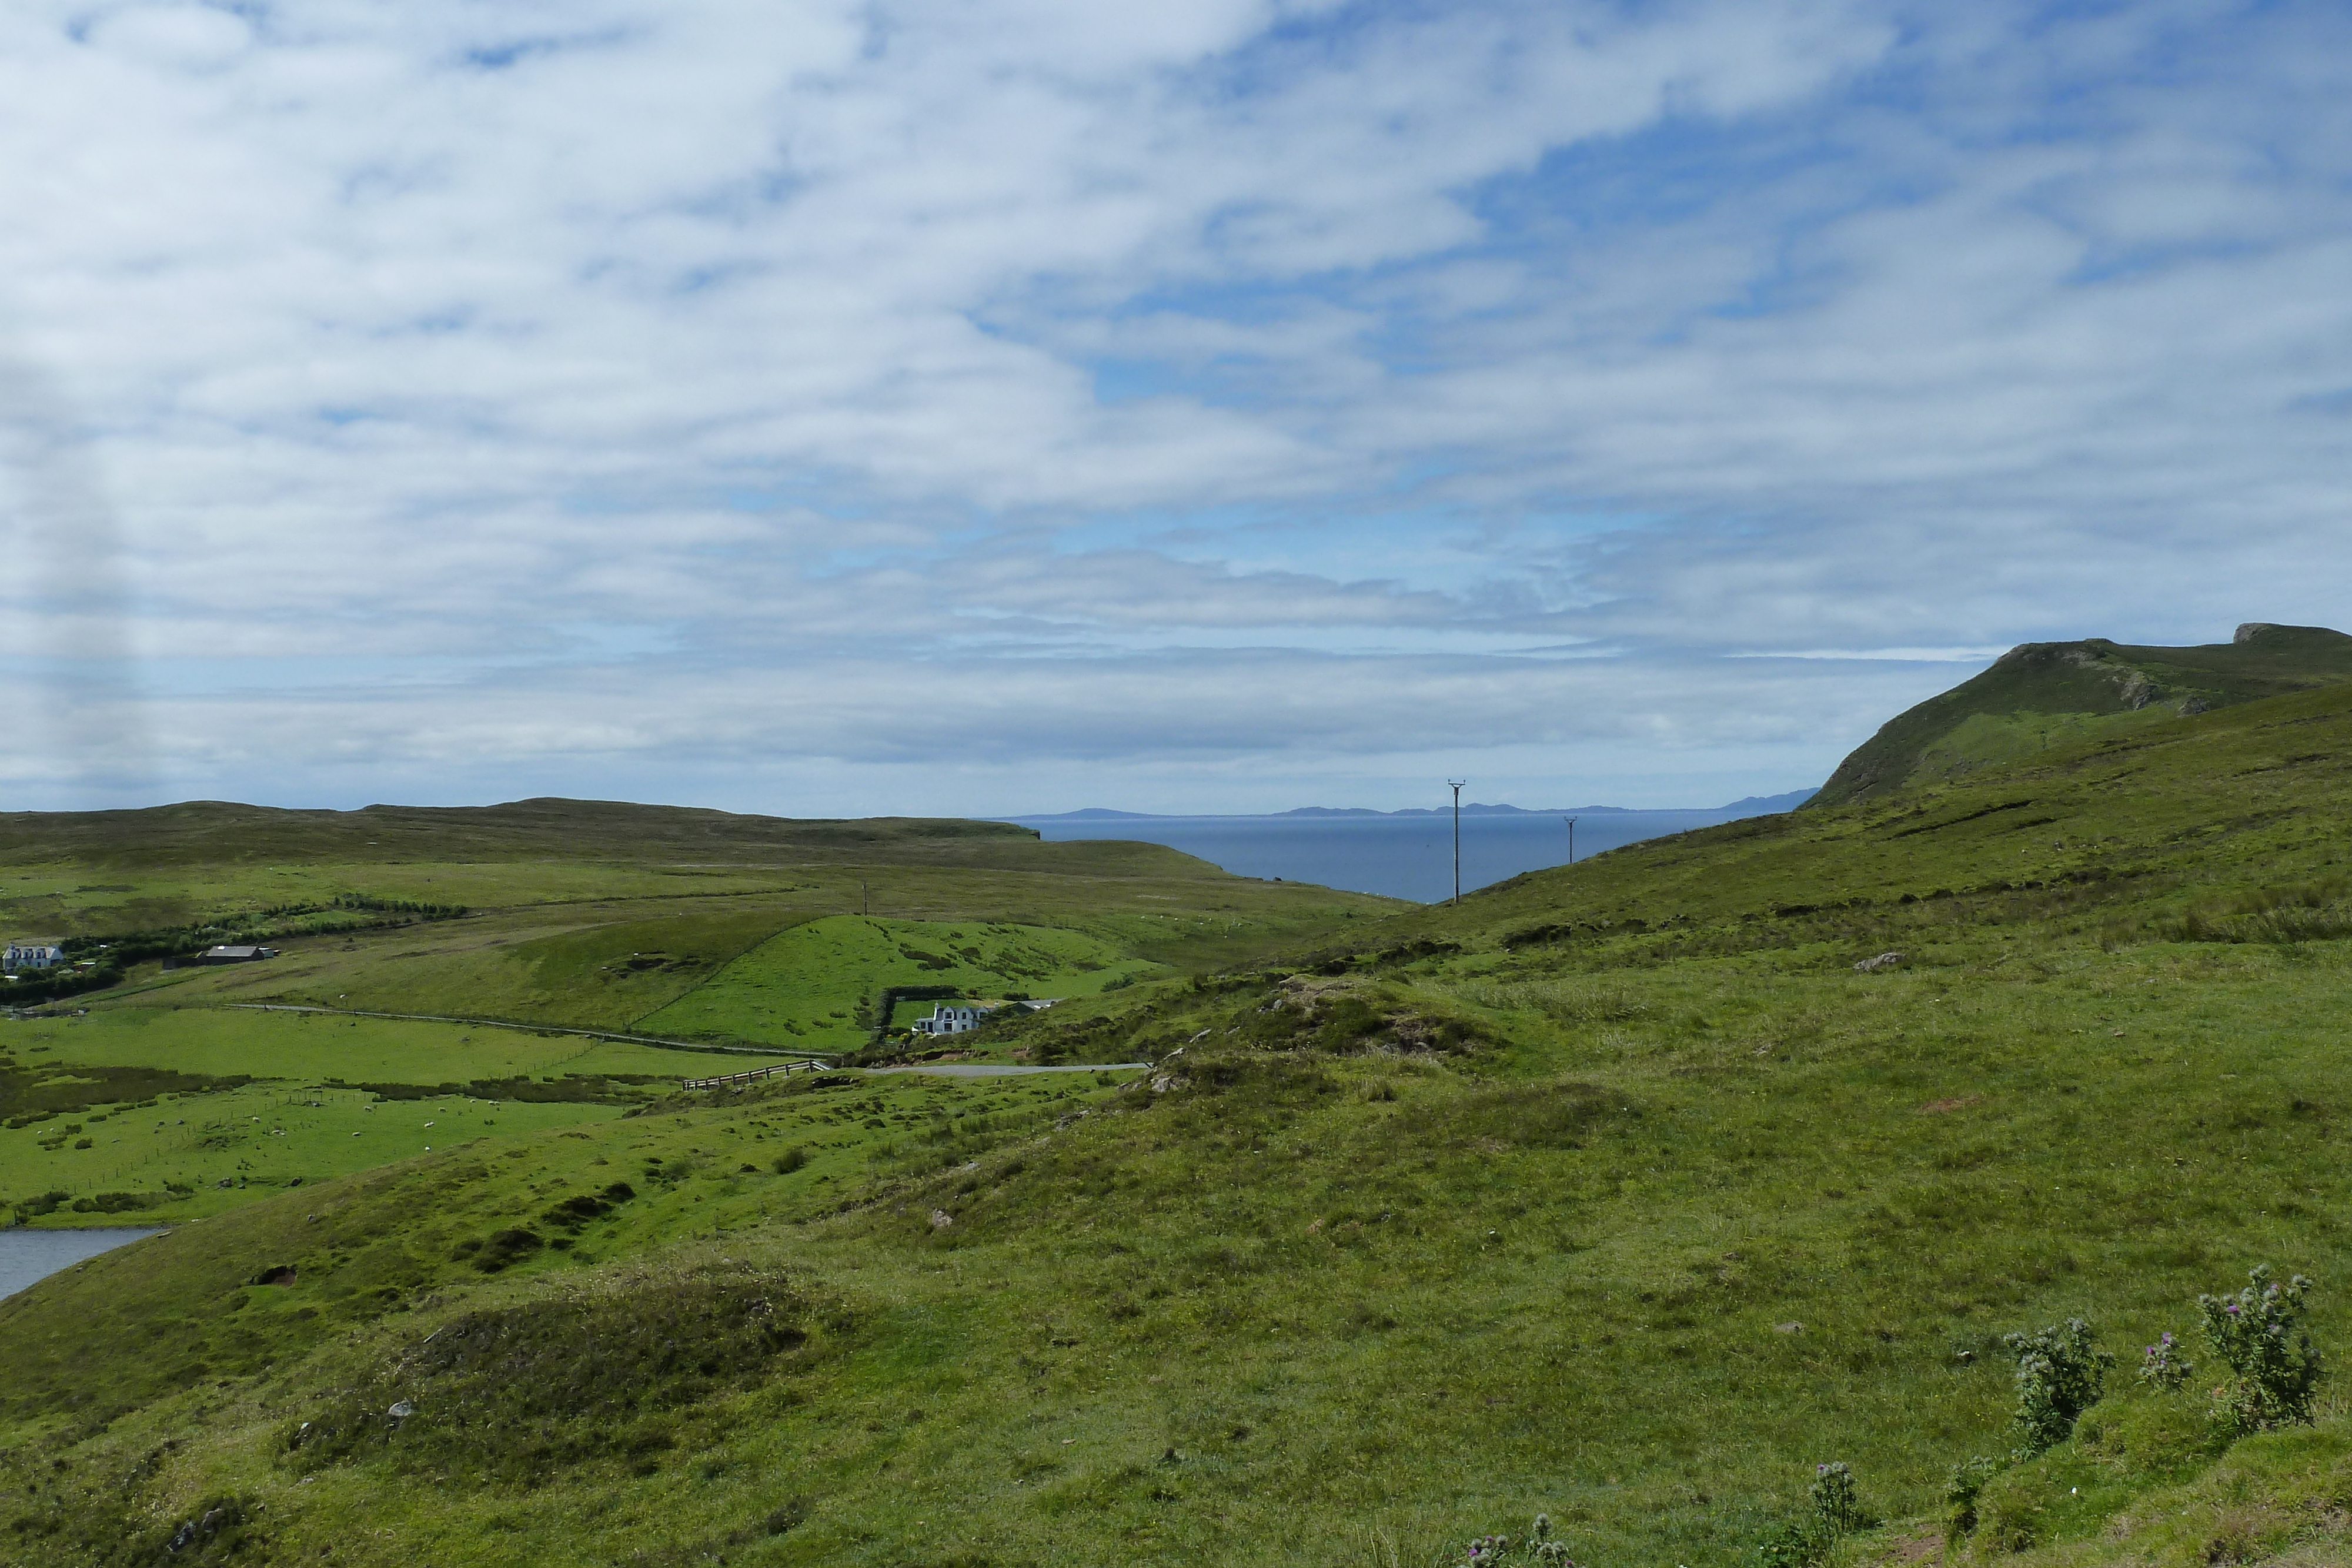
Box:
[861,1062,1149,1076]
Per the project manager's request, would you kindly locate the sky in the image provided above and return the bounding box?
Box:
[2,0,2348,817]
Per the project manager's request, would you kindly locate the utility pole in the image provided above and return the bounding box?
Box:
[1448,780,1466,904]
[1563,815,1576,867]
[860,880,868,915]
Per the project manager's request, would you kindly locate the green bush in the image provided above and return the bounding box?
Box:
[2137,1329,2193,1392]
[1753,1462,1870,1567]
[2004,1317,2112,1455]
[2198,1266,2323,1434]
[69,1192,162,1214]
[11,1189,72,1222]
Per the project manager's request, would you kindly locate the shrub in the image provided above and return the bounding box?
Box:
[69,1192,162,1214]
[2138,1329,2194,1392]
[1454,1514,1575,1564]
[11,1190,72,1222]
[773,1147,808,1174]
[2197,1266,2323,1434]
[1809,1461,1864,1536]
[2003,1317,2112,1455]
[1754,1462,1870,1566]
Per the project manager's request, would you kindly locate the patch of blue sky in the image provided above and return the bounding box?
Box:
[2287,387,2352,416]
[1089,359,1183,406]
[669,260,770,296]
[457,26,636,73]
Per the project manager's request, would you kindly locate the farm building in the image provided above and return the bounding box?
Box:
[163,944,280,969]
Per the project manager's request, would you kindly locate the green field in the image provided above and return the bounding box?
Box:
[0,1009,813,1227]
[637,916,1167,1048]
[0,805,1389,1233]
[2,805,1392,1041]
[5,697,2352,1564]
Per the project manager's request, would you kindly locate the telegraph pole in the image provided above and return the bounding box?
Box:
[1563,815,1576,867]
[1448,780,1465,904]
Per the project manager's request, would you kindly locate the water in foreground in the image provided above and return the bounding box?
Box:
[0,1227,162,1299]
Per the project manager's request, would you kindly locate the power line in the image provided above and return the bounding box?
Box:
[1448,780,1465,904]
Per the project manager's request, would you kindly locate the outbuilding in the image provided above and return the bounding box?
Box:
[165,944,280,969]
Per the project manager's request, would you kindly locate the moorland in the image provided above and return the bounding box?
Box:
[3,646,2352,1567]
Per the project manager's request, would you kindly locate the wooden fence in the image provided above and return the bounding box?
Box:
[681,1058,834,1092]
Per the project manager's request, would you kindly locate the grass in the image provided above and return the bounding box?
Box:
[636,916,1165,1049]
[6,691,2352,1562]
[0,1005,786,1226]
[27,834,1392,1043]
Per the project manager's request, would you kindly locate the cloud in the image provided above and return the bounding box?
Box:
[0,0,2343,810]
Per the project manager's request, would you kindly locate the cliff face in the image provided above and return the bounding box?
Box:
[1810,623,2352,807]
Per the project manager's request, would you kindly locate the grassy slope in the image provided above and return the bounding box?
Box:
[0,801,1392,1237]
[0,1011,811,1225]
[637,917,1164,1050]
[23,828,1389,1036]
[1812,622,2352,805]
[6,705,2352,1564]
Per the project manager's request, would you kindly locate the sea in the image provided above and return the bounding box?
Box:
[1014,794,1812,904]
[0,1226,161,1299]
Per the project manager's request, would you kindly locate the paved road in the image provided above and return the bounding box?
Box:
[862,1062,1148,1076]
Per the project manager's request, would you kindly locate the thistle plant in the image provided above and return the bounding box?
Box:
[1456,1516,1576,1566]
[2003,1318,2112,1455]
[1753,1462,1870,1566]
[2197,1266,2323,1433]
[1809,1463,1863,1536]
[1526,1513,1575,1564]
[2137,1330,2193,1392]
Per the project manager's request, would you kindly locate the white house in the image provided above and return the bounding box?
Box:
[909,1003,990,1037]
[4,940,65,972]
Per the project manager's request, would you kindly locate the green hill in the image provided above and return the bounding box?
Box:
[0,795,1041,872]
[6,700,2352,1565]
[1811,621,2352,806]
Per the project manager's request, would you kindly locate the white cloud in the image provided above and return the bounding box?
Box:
[0,0,2344,811]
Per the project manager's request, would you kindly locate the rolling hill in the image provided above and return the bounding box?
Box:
[4,691,2351,1564]
[1810,621,2352,807]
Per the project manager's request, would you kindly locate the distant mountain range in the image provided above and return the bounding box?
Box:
[1017,788,1818,822]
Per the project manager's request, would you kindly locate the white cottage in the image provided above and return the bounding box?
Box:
[3,940,65,972]
[909,1003,990,1037]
